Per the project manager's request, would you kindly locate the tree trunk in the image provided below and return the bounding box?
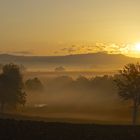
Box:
[132,100,138,126]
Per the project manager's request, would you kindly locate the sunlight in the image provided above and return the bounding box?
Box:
[120,43,140,58]
[134,43,140,52]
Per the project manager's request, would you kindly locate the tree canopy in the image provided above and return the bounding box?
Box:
[25,77,44,92]
[114,63,140,125]
[0,64,26,112]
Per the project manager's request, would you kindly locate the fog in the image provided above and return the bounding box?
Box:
[24,72,132,123]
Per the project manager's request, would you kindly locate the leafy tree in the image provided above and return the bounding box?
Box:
[55,66,66,72]
[0,64,26,112]
[114,63,140,125]
[25,77,44,92]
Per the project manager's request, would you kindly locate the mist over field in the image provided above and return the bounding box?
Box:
[0,53,137,124]
[23,71,132,124]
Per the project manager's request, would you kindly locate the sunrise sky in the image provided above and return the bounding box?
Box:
[1,0,140,57]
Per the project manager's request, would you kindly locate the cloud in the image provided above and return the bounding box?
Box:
[10,51,33,55]
[58,42,132,56]
[60,46,78,54]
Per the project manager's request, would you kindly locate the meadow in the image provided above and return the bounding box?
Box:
[0,118,140,140]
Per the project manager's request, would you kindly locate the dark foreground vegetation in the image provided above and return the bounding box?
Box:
[0,118,140,140]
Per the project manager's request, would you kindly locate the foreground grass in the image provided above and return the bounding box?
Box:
[0,118,140,140]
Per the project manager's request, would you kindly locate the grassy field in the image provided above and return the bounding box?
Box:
[0,117,140,140]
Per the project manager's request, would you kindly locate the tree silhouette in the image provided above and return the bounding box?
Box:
[55,66,66,72]
[25,77,44,92]
[0,64,26,112]
[114,63,140,125]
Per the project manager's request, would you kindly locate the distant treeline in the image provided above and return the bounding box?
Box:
[45,75,117,102]
[44,75,117,96]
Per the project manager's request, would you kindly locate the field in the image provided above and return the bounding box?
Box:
[0,118,140,140]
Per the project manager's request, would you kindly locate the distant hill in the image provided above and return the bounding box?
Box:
[0,53,139,70]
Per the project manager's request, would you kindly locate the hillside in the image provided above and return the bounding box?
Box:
[0,53,139,70]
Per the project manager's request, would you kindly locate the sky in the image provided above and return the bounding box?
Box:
[1,0,140,57]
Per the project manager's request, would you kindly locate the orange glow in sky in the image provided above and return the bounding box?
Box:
[0,0,140,57]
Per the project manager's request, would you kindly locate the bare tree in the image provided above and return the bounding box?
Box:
[114,63,140,125]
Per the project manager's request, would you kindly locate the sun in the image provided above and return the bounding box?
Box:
[127,43,140,58]
[134,43,140,52]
